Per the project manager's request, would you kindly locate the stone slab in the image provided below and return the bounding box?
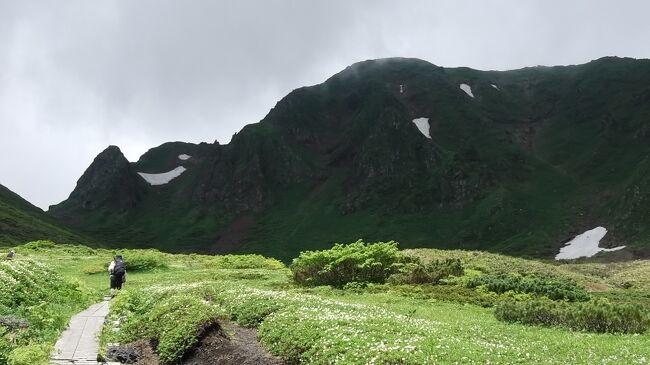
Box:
[51,299,111,365]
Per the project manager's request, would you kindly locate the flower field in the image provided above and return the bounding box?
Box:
[1,241,649,364]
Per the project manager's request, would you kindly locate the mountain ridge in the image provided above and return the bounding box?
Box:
[47,56,650,260]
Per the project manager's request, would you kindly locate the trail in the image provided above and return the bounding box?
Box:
[51,297,118,365]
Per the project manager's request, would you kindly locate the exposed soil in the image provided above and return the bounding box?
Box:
[125,321,282,365]
[134,340,160,365]
[183,322,283,365]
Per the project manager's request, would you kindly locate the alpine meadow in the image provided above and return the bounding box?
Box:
[2,2,650,364]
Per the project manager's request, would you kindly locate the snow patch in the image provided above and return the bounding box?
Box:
[138,166,187,186]
[555,227,626,260]
[178,154,191,160]
[459,83,474,98]
[399,84,404,94]
[412,118,431,139]
[491,84,499,90]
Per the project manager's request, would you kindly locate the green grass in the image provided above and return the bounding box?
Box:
[0,184,87,247]
[0,258,93,365]
[4,241,650,364]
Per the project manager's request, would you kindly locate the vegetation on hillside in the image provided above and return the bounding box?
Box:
[47,57,650,260]
[0,184,86,246]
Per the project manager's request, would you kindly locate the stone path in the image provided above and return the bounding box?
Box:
[51,297,118,365]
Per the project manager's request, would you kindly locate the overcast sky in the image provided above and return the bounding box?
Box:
[1,0,649,209]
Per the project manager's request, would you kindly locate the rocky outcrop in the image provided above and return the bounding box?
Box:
[49,145,146,223]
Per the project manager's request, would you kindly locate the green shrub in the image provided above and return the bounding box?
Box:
[7,344,50,365]
[495,298,650,334]
[122,251,168,272]
[0,260,91,364]
[341,281,368,292]
[19,240,57,251]
[495,299,564,327]
[467,273,589,302]
[566,299,650,334]
[290,240,409,287]
[19,241,96,255]
[388,258,464,285]
[206,254,286,270]
[110,287,220,364]
[394,284,498,307]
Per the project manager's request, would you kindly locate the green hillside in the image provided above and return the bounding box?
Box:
[49,57,650,261]
[0,184,86,246]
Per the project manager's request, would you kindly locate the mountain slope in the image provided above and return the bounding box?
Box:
[49,57,650,260]
[0,183,87,245]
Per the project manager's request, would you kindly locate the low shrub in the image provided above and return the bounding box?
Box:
[394,284,498,307]
[109,287,221,364]
[206,254,286,270]
[19,241,97,256]
[342,281,368,292]
[566,299,650,334]
[495,298,650,334]
[6,344,50,365]
[0,260,91,364]
[19,240,57,251]
[467,273,589,302]
[290,240,409,287]
[388,258,464,285]
[122,251,168,272]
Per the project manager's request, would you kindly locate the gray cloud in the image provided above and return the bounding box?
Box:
[1,0,649,209]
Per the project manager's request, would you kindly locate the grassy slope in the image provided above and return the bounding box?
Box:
[0,185,87,246]
[5,242,650,364]
[240,162,580,262]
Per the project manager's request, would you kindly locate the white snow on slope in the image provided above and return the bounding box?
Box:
[491,84,499,90]
[138,166,187,186]
[178,154,191,160]
[412,118,431,139]
[460,83,474,98]
[555,227,626,260]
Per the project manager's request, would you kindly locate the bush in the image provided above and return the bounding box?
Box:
[0,260,91,364]
[19,240,57,251]
[122,251,168,272]
[388,258,464,285]
[394,284,498,307]
[109,287,220,364]
[7,344,50,365]
[467,273,589,302]
[495,298,650,334]
[19,241,97,256]
[206,254,286,270]
[290,240,409,287]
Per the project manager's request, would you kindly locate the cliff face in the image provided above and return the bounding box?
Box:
[48,57,650,260]
[49,145,146,223]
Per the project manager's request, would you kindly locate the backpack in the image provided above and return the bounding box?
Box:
[113,260,126,275]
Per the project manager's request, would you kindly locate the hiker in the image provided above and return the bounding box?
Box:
[108,255,127,294]
[6,250,14,260]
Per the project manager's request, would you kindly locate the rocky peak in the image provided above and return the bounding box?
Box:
[49,145,147,220]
